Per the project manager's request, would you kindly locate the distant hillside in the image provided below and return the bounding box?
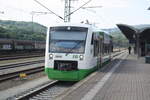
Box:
[103,24,150,46]
[0,20,47,41]
[103,28,127,39]
[134,24,150,29]
[103,24,150,36]
[102,28,129,47]
[108,24,150,42]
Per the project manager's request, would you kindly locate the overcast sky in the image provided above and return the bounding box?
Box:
[0,0,150,28]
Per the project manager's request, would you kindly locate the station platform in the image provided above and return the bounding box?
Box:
[56,53,150,100]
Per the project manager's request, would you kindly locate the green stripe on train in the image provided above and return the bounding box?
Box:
[45,67,97,81]
[45,58,111,81]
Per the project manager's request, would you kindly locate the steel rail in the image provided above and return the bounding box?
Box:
[16,80,58,100]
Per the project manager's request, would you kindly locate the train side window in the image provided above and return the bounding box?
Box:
[94,40,99,57]
[94,36,99,57]
[91,33,94,45]
[94,40,96,57]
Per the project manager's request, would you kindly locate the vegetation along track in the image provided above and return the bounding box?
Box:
[0,60,44,70]
[0,66,44,83]
[15,80,76,100]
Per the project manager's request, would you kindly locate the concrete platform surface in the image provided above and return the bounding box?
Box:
[57,54,150,100]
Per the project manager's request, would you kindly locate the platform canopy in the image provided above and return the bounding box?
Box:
[117,24,150,43]
[116,24,137,43]
[117,24,150,56]
[140,28,150,41]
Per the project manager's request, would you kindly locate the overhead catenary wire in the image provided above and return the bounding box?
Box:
[33,0,64,20]
[82,6,102,9]
[81,8,96,13]
[33,0,112,27]
[80,5,116,29]
[80,5,103,14]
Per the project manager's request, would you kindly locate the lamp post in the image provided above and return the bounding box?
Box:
[133,30,140,59]
[137,33,140,58]
[30,11,52,37]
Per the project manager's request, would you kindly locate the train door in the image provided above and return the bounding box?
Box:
[93,33,101,69]
[99,37,103,68]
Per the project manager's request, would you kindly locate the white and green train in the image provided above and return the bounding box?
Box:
[45,23,113,81]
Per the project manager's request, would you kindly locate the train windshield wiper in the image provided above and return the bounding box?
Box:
[66,41,82,55]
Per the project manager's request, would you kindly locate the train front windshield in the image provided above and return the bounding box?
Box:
[49,26,88,53]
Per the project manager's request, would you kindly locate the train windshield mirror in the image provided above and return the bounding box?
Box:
[49,26,88,53]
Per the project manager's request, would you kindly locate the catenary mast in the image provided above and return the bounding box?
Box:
[64,0,71,22]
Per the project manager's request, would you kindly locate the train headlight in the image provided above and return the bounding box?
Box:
[79,55,84,60]
[49,54,53,59]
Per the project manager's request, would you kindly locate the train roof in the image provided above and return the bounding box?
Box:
[93,28,113,39]
[48,23,112,38]
[49,23,92,28]
[93,28,109,34]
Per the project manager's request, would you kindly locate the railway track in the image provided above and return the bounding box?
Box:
[0,60,44,70]
[112,50,125,58]
[0,66,44,83]
[13,51,126,100]
[4,51,126,100]
[0,54,44,61]
[14,80,75,100]
[0,51,123,83]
